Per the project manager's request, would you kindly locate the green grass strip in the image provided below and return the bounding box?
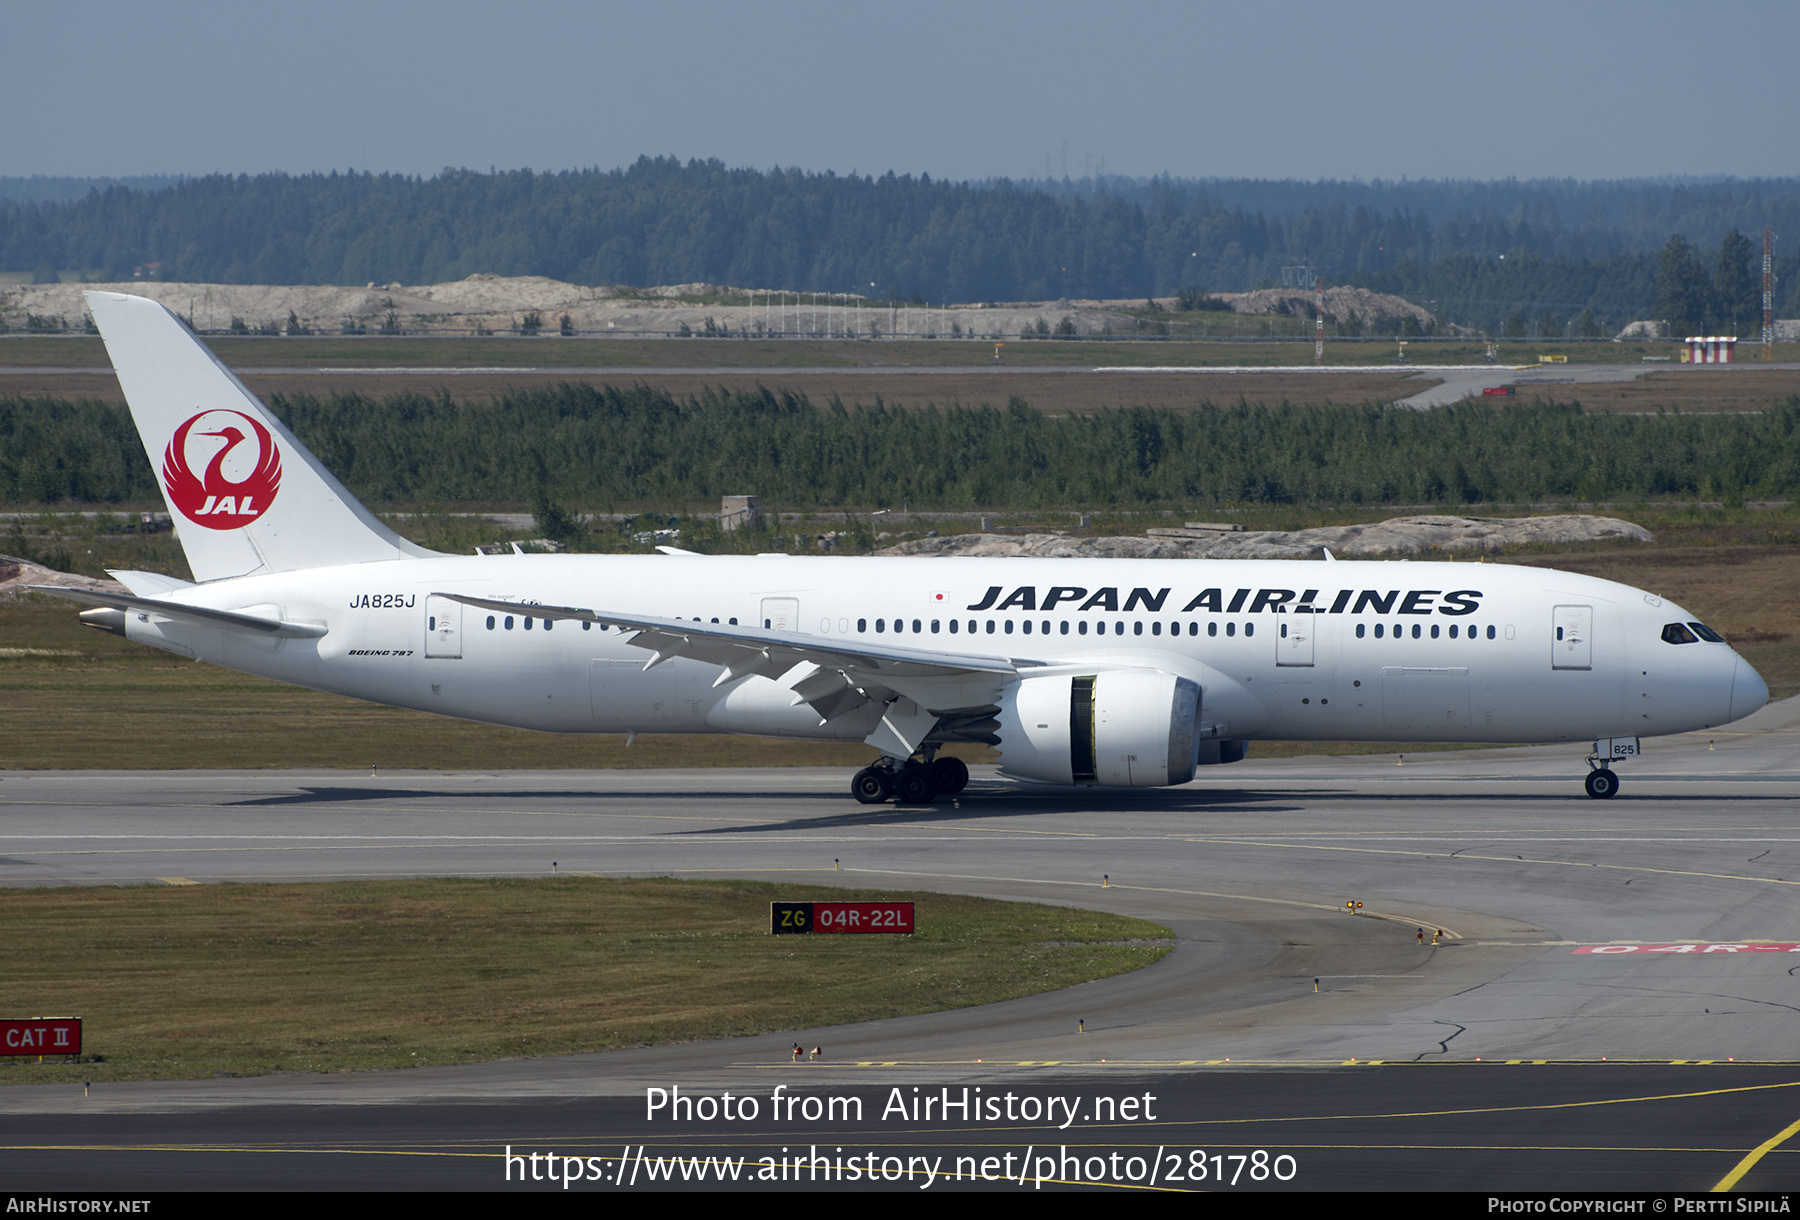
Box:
[0,878,1172,1082]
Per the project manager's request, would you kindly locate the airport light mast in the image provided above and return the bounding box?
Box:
[1315,276,1325,366]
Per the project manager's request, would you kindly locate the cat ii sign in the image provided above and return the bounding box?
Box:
[1,1018,81,1055]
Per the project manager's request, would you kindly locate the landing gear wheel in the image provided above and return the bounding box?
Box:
[1585,768,1619,800]
[930,756,969,795]
[895,767,939,805]
[852,767,892,805]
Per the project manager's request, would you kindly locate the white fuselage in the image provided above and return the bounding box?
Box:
[122,552,1763,748]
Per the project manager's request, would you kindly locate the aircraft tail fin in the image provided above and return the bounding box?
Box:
[85,291,438,583]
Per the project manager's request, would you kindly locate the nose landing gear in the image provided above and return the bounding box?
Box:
[1584,766,1619,800]
[1583,737,1637,799]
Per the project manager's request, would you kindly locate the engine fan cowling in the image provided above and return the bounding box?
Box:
[995,670,1203,787]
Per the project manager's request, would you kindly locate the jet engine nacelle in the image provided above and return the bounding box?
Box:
[995,669,1206,787]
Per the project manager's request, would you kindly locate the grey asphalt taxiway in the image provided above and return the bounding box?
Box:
[21,359,1799,412]
[4,700,1800,1191]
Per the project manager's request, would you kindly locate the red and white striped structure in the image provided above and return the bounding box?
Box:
[1684,336,1738,363]
[1764,228,1778,363]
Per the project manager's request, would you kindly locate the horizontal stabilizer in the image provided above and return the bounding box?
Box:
[106,569,196,597]
[30,586,328,639]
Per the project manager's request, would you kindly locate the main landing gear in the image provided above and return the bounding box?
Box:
[851,752,969,805]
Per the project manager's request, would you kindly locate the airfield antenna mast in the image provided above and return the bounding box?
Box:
[1315,276,1325,366]
[1763,227,1775,363]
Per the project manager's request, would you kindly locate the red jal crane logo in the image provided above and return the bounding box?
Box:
[161,410,283,530]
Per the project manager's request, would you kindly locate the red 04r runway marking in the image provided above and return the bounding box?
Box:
[1573,943,1800,954]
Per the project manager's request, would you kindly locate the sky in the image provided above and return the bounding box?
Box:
[9,0,1796,185]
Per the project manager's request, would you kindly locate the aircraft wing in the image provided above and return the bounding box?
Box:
[30,586,329,639]
[433,592,1036,752]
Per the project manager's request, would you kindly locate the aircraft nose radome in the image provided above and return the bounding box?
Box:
[1731,655,1769,722]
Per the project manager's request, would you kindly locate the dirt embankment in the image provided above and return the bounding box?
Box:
[1108,285,1437,329]
[1,275,1439,340]
[0,555,125,603]
[879,514,1653,559]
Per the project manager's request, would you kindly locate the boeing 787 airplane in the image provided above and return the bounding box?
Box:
[40,292,1769,803]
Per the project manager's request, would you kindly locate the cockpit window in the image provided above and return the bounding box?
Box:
[1688,621,1725,643]
[1661,622,1697,645]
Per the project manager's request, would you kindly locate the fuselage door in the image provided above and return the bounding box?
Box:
[1551,605,1592,670]
[425,596,463,658]
[761,597,800,632]
[1276,616,1315,667]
